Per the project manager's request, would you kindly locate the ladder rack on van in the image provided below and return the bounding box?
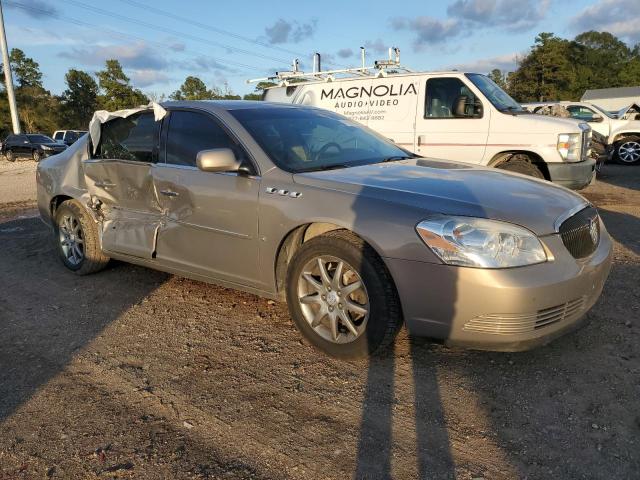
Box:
[247,47,414,86]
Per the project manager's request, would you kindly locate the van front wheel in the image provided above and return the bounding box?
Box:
[496,154,545,179]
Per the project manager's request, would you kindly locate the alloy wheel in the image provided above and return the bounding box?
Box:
[58,213,84,266]
[618,141,640,164]
[297,255,369,344]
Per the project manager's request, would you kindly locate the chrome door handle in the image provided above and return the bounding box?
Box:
[160,189,179,197]
[95,180,116,188]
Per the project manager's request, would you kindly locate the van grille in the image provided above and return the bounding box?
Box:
[463,296,587,335]
[559,206,600,259]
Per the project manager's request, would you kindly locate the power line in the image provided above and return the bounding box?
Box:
[4,0,267,74]
[115,0,309,60]
[60,0,293,66]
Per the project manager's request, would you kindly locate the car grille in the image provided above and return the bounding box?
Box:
[463,296,588,335]
[559,206,600,259]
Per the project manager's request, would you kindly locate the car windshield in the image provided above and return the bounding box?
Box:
[465,73,524,112]
[27,134,54,143]
[230,107,412,173]
[590,104,615,119]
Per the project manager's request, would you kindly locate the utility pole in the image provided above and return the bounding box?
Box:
[0,0,20,133]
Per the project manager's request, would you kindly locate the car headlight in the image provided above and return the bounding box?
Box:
[557,133,581,162]
[416,216,547,268]
[41,145,53,151]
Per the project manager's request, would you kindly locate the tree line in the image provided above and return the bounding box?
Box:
[1,30,640,137]
[488,31,640,103]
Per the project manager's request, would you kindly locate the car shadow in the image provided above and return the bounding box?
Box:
[595,164,640,192]
[0,217,167,421]
[598,208,640,256]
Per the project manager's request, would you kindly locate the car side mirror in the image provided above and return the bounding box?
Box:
[590,115,604,123]
[196,148,241,173]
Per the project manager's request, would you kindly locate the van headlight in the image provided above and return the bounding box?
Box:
[416,216,547,268]
[557,133,581,162]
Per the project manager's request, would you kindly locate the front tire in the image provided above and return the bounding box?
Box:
[5,150,15,162]
[614,136,640,165]
[54,200,110,275]
[286,230,402,358]
[32,150,42,162]
[496,154,545,179]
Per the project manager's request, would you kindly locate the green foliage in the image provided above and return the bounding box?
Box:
[96,59,148,111]
[0,48,43,88]
[504,31,640,102]
[60,69,99,129]
[488,69,507,89]
[170,76,242,100]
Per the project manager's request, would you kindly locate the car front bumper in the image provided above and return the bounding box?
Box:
[547,158,596,190]
[384,221,613,351]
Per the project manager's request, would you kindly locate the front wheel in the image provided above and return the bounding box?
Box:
[286,230,402,358]
[5,150,15,162]
[32,150,42,162]
[614,137,640,165]
[54,200,110,275]
[496,154,545,179]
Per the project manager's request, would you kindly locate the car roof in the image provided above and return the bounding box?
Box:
[160,100,324,113]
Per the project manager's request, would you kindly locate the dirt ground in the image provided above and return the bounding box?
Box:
[0,160,638,479]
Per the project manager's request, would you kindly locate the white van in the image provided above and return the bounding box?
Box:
[258,60,595,189]
[523,101,640,165]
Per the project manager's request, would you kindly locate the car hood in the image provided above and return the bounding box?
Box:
[509,112,584,132]
[293,159,588,236]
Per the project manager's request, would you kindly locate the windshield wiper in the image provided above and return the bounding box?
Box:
[380,155,412,163]
[298,164,351,172]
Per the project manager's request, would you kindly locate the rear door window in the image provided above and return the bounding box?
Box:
[164,110,248,168]
[567,106,597,121]
[96,112,157,162]
[425,78,480,118]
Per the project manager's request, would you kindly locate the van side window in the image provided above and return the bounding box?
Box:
[96,112,157,162]
[164,110,248,168]
[425,78,481,119]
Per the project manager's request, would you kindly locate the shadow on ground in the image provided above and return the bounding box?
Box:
[0,217,167,421]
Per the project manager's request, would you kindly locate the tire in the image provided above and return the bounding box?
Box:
[614,136,640,165]
[54,199,110,275]
[32,149,42,162]
[496,154,545,179]
[285,229,402,358]
[5,150,15,162]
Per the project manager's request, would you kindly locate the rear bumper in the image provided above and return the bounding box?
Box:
[384,224,613,351]
[547,158,596,190]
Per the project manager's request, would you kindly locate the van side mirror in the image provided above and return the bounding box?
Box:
[196,148,241,173]
[453,95,483,118]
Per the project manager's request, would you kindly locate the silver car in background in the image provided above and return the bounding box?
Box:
[36,101,612,358]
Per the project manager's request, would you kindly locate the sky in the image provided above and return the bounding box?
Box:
[2,0,639,97]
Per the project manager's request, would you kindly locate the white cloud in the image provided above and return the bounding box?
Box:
[445,52,523,73]
[59,41,167,70]
[570,0,640,44]
[129,69,172,87]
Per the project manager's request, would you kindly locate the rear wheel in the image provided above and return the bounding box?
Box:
[614,136,640,165]
[54,200,109,275]
[286,230,402,358]
[32,150,42,162]
[496,154,545,179]
[5,150,15,162]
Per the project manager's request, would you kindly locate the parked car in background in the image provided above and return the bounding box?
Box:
[52,130,88,146]
[1,133,67,162]
[523,101,640,165]
[37,101,612,358]
[259,62,595,189]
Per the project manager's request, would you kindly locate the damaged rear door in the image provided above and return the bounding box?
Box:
[83,111,163,258]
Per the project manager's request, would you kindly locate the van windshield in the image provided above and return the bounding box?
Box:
[230,107,412,173]
[465,73,524,113]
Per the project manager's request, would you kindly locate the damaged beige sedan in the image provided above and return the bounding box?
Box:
[37,101,612,358]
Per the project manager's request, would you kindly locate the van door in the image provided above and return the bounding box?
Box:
[153,109,261,286]
[414,76,489,163]
[366,76,419,152]
[83,111,163,259]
